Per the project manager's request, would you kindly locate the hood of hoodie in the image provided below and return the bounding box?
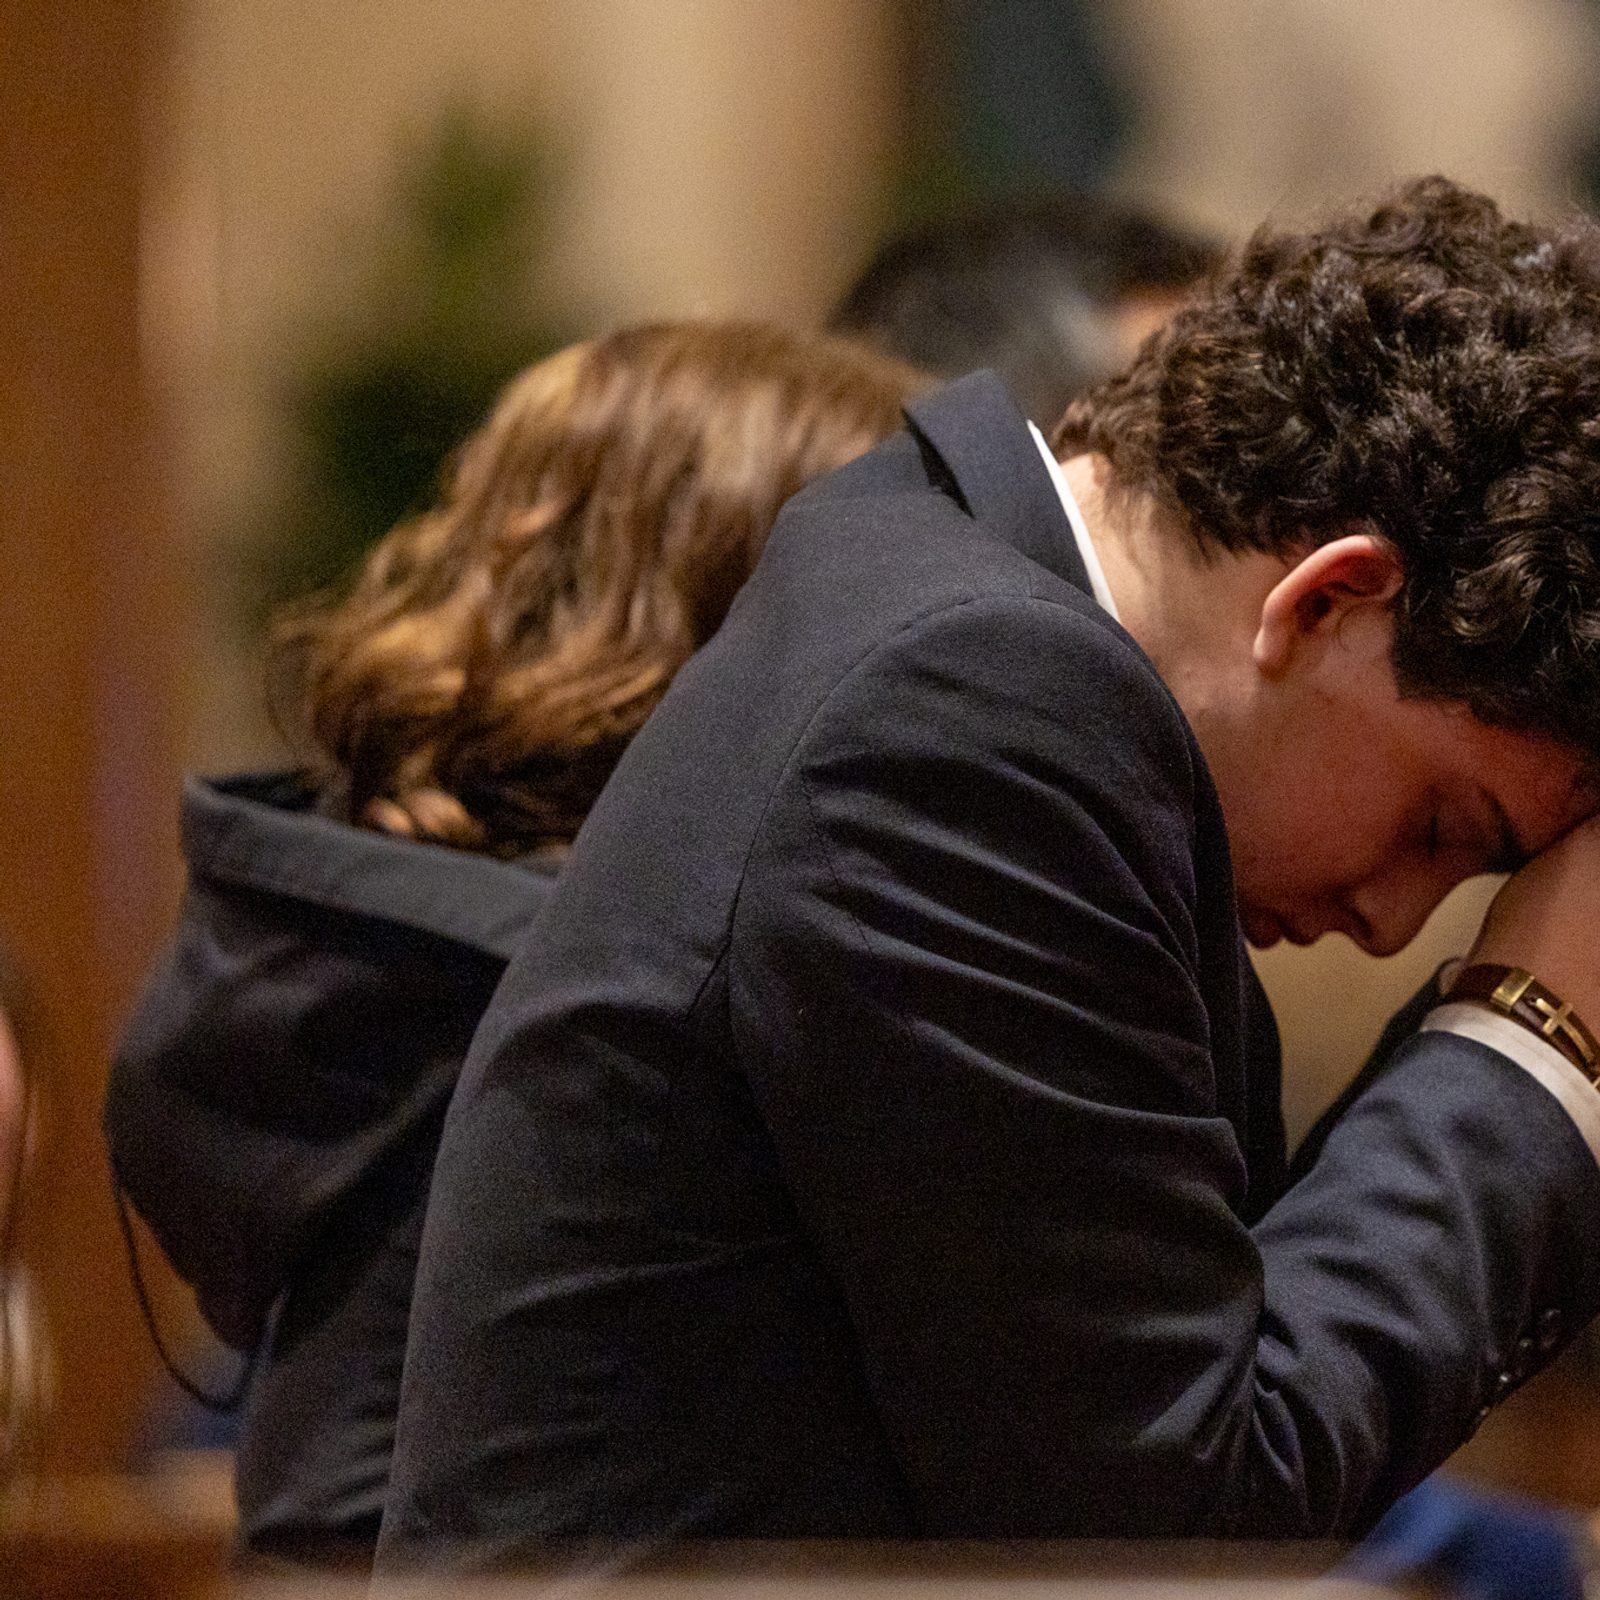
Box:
[105,771,555,1349]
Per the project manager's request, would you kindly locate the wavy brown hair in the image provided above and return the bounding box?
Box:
[274,321,922,855]
[1056,176,1600,761]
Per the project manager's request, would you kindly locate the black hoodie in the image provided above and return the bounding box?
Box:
[105,771,554,1564]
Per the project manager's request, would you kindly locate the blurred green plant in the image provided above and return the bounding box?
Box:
[244,102,570,629]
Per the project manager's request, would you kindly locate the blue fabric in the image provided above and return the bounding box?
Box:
[1347,1477,1588,1600]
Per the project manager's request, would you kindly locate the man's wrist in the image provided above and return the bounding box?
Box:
[1446,963,1600,1086]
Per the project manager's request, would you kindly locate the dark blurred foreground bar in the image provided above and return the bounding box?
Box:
[366,1540,1380,1600]
[0,1478,1395,1599]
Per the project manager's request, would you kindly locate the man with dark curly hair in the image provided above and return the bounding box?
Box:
[381,178,1600,1564]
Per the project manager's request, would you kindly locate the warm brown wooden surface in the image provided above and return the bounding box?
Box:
[0,0,186,1472]
[0,1488,1381,1600]
[1449,1351,1600,1509]
[1,1472,230,1600]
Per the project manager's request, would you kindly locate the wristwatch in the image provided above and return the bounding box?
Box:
[1447,963,1600,1085]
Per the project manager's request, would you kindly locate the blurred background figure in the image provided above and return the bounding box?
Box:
[828,192,1219,427]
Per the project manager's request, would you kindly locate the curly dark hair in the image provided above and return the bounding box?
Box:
[1055,176,1600,761]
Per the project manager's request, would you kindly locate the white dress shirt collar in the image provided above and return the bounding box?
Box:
[1027,421,1120,623]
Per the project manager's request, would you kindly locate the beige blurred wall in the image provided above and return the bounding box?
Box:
[147,0,900,772]
[1104,0,1600,237]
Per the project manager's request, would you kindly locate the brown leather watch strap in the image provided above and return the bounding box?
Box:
[1447,963,1600,1085]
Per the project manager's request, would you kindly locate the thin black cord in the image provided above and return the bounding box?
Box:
[112,1178,256,1413]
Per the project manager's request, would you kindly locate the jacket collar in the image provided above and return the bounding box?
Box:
[182,772,555,961]
[905,371,1093,597]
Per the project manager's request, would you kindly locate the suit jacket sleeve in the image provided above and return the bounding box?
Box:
[728,593,1600,1539]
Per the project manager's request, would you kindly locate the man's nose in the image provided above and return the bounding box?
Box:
[1345,872,1453,958]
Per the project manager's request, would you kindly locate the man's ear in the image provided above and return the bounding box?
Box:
[1252,533,1404,677]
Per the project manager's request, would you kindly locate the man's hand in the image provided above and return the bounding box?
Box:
[1470,813,1600,1027]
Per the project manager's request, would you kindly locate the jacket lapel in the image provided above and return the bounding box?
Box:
[905,371,1093,598]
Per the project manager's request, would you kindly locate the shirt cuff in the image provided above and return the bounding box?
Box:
[1423,1002,1600,1165]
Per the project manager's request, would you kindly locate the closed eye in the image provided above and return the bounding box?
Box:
[1424,809,1486,873]
[1481,787,1530,874]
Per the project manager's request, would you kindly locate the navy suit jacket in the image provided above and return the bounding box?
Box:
[380,374,1600,1564]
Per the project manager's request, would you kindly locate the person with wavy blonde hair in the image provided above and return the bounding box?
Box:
[106,320,921,1568]
[281,321,920,858]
